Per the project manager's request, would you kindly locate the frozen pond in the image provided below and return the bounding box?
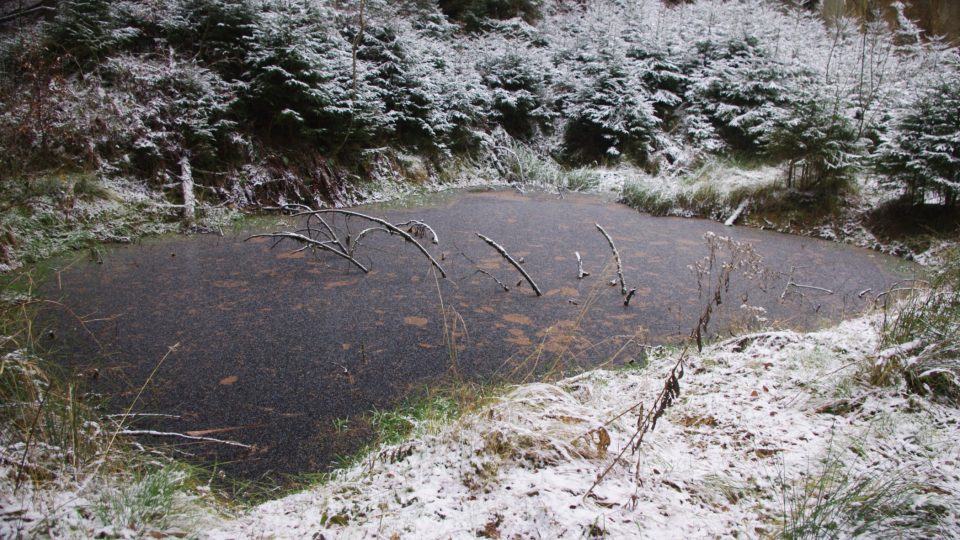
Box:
[42,189,916,480]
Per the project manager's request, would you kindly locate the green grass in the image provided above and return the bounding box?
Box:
[779,454,939,538]
[94,463,194,534]
[507,144,600,192]
[370,392,461,446]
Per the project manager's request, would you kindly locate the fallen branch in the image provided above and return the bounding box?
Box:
[724,199,750,226]
[476,233,542,296]
[349,227,391,256]
[105,413,181,420]
[781,281,835,300]
[475,269,510,292]
[780,266,834,300]
[246,232,369,273]
[305,214,347,253]
[624,288,637,307]
[875,287,918,302]
[576,251,590,279]
[299,210,446,278]
[259,203,314,213]
[596,223,627,295]
[394,220,439,245]
[119,430,252,448]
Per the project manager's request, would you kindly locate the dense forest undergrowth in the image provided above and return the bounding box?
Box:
[1,0,960,537]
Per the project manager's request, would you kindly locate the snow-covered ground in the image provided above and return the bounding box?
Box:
[206,314,960,539]
[2,308,957,538]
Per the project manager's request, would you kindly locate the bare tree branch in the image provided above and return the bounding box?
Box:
[394,220,440,244]
[246,232,369,273]
[476,233,542,296]
[474,269,510,292]
[119,430,252,448]
[780,266,834,300]
[596,223,627,296]
[298,209,447,278]
[575,251,590,279]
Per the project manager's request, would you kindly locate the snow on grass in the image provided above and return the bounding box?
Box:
[620,160,782,219]
[209,315,960,539]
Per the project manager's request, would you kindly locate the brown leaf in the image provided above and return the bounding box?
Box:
[754,448,783,458]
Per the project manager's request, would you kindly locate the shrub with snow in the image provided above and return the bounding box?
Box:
[876,71,960,206]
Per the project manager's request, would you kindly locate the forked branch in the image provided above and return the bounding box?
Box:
[298,209,447,278]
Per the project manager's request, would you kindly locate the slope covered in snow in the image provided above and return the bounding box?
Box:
[209,314,960,539]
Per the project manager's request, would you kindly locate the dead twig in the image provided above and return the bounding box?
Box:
[299,210,447,278]
[780,266,834,300]
[476,233,542,296]
[596,223,627,296]
[576,251,590,279]
[585,348,687,497]
[475,269,510,292]
[305,214,347,253]
[246,232,369,273]
[394,220,439,245]
[118,430,252,449]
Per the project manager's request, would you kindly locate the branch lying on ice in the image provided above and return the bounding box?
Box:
[306,214,348,253]
[476,233,542,296]
[259,203,315,213]
[350,227,391,256]
[781,282,835,298]
[596,223,627,296]
[119,430,252,448]
[298,209,447,278]
[105,413,182,420]
[780,266,834,300]
[245,232,369,273]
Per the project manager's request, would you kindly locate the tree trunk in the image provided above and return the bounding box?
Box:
[179,154,195,226]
